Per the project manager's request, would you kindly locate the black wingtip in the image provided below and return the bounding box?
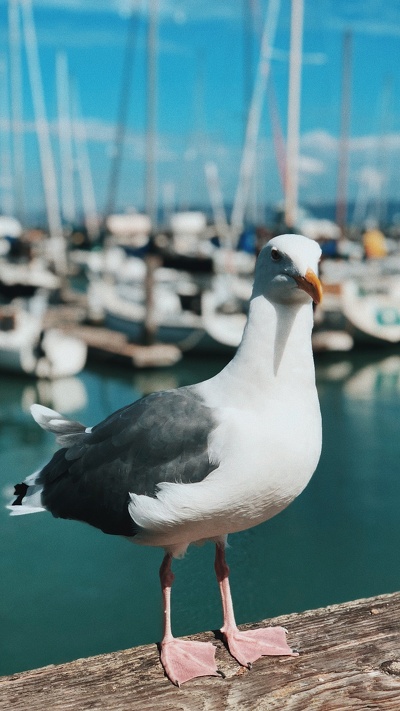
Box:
[12,483,28,506]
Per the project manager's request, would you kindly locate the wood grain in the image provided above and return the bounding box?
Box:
[1,592,400,710]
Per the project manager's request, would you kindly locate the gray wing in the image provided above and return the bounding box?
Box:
[37,386,218,536]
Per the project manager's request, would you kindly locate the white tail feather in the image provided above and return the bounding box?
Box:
[8,407,87,517]
[30,403,86,446]
[30,404,66,431]
[7,470,46,516]
[7,499,45,515]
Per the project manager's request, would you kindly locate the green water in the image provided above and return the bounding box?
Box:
[1,350,400,676]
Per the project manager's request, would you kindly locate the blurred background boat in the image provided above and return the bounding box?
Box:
[1,0,400,361]
[0,293,87,377]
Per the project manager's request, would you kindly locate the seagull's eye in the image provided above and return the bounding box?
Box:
[271,248,281,262]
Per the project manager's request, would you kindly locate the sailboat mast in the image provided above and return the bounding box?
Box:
[105,10,139,219]
[20,0,66,272]
[205,161,229,243]
[8,0,25,222]
[336,30,352,234]
[284,0,303,230]
[72,81,100,241]
[230,0,281,246]
[145,0,158,229]
[0,55,15,216]
[56,51,76,227]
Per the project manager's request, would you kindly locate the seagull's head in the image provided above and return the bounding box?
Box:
[253,233,323,306]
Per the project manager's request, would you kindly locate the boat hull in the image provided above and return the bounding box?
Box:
[104,311,235,356]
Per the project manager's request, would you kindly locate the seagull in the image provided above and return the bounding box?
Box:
[9,233,323,686]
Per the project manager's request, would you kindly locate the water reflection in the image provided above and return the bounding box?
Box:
[0,375,87,419]
[314,350,400,577]
[316,350,400,396]
[343,354,400,400]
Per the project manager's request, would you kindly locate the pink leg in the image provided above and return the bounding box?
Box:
[159,553,219,686]
[214,544,297,668]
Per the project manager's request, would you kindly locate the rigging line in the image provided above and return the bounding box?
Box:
[230,0,281,245]
[104,10,141,219]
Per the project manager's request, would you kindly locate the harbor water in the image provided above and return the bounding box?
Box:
[1,349,400,676]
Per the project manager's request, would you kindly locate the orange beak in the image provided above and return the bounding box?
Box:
[293,269,323,305]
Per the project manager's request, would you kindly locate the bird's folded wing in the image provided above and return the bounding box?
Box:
[37,387,219,536]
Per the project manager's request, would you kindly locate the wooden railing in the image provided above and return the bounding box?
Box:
[1,591,400,710]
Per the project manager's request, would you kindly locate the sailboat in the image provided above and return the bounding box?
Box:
[0,2,87,377]
[0,293,87,377]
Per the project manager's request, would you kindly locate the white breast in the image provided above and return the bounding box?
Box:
[128,391,321,550]
[206,393,321,525]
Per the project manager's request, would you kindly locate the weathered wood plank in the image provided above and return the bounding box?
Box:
[1,592,400,711]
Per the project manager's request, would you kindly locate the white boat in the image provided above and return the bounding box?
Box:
[89,277,223,354]
[0,299,87,377]
[168,211,208,256]
[314,250,400,348]
[87,264,253,356]
[341,275,400,345]
[104,213,152,255]
[0,258,61,299]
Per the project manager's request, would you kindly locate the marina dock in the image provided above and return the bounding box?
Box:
[43,296,182,369]
[1,591,399,710]
[54,324,182,368]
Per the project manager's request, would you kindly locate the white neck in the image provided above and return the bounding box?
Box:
[211,294,316,405]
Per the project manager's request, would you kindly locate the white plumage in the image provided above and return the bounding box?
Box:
[129,233,322,554]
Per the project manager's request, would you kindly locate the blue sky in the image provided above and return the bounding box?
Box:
[1,0,400,225]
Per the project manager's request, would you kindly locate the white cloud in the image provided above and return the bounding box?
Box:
[301,130,338,153]
[299,155,325,175]
[355,165,384,189]
[350,133,400,152]
[302,130,400,156]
